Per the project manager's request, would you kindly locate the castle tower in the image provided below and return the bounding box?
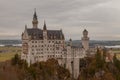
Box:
[43,21,47,39]
[32,9,38,28]
[82,29,89,50]
[43,20,47,30]
[43,21,47,61]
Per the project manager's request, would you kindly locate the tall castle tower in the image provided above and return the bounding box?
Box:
[32,9,38,28]
[43,21,48,61]
[82,29,89,50]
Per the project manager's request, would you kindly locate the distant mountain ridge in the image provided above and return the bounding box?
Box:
[0,40,120,47]
[0,40,21,46]
[70,40,120,47]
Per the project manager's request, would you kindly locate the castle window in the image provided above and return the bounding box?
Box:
[32,41,34,43]
[56,47,59,50]
[59,41,61,43]
[56,41,58,43]
[35,41,37,43]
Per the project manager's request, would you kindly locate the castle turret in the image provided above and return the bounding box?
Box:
[69,38,72,46]
[43,21,47,61]
[43,20,47,30]
[32,9,38,28]
[25,24,27,29]
[43,21,47,39]
[82,29,89,50]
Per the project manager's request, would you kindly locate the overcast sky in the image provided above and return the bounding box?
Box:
[0,0,120,40]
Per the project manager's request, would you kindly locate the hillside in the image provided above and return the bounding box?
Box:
[78,49,120,80]
[0,56,71,80]
[0,49,120,80]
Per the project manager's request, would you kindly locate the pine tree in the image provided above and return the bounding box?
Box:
[95,49,104,69]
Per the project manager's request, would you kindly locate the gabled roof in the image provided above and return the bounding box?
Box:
[25,28,64,40]
[27,28,43,40]
[47,30,64,40]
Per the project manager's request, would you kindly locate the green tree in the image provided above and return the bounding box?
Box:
[88,66,95,77]
[116,75,120,80]
[11,54,20,65]
[95,49,104,69]
[113,55,120,71]
[27,66,37,80]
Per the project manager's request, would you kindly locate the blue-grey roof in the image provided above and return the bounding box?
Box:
[26,28,64,40]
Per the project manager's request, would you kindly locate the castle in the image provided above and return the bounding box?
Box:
[21,10,90,79]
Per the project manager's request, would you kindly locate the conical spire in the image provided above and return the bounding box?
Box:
[69,38,72,41]
[83,29,88,38]
[83,29,88,33]
[32,8,38,28]
[69,38,72,46]
[25,24,27,30]
[43,20,47,30]
[33,8,37,20]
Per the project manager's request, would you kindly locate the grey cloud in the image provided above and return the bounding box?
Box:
[0,0,119,40]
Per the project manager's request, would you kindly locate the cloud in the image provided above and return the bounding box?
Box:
[0,0,119,40]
